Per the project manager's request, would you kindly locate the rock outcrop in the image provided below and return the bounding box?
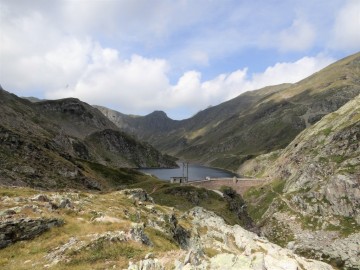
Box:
[0,218,64,249]
[245,95,360,269]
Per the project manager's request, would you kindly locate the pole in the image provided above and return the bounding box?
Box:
[186,162,189,181]
[182,162,185,177]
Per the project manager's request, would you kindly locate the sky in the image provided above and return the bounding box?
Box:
[0,0,359,120]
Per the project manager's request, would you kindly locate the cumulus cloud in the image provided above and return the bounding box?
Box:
[0,0,343,119]
[46,51,333,119]
[331,0,360,51]
[279,19,316,51]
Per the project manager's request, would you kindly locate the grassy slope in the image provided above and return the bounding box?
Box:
[0,187,178,270]
[97,52,360,171]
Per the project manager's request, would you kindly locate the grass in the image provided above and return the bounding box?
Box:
[324,216,360,237]
[65,241,146,269]
[144,227,179,251]
[322,127,332,136]
[130,179,241,225]
[244,179,285,222]
[79,159,145,188]
[203,247,220,258]
[339,163,358,174]
[329,155,346,164]
[0,187,144,269]
[265,218,295,247]
[0,183,242,269]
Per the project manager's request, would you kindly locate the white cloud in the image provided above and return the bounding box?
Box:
[279,19,316,51]
[44,51,333,119]
[0,0,340,119]
[332,0,360,51]
[0,7,334,119]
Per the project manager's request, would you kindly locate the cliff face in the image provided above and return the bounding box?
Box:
[269,94,359,224]
[0,187,334,270]
[244,95,360,269]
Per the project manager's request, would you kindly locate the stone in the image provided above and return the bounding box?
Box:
[31,194,50,202]
[93,216,122,223]
[120,189,154,203]
[58,198,72,209]
[286,241,295,250]
[0,218,64,249]
[130,223,152,246]
[128,258,164,270]
[145,253,154,259]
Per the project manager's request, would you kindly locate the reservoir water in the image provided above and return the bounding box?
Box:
[138,163,238,181]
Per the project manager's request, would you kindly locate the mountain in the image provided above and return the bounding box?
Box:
[243,95,360,269]
[0,89,177,190]
[97,52,360,171]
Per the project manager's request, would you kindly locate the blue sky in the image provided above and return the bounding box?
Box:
[0,0,359,119]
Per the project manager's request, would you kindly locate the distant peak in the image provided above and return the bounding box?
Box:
[147,110,168,118]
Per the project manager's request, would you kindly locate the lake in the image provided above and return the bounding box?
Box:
[138,163,238,181]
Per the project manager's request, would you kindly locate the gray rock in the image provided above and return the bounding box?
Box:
[121,189,154,203]
[0,217,64,249]
[130,223,152,246]
[31,194,50,202]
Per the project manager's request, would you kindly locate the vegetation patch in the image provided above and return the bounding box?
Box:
[325,216,360,237]
[130,180,241,225]
[321,127,332,136]
[265,218,295,247]
[244,179,285,222]
[144,227,179,251]
[66,241,146,268]
[203,247,220,258]
[329,155,346,164]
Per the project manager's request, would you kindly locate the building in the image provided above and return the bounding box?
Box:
[170,176,188,184]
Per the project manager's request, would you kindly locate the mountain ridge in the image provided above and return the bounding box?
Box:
[96,52,360,171]
[0,89,177,190]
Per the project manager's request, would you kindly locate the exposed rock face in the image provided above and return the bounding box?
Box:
[221,187,259,234]
[130,223,153,246]
[164,207,332,270]
[246,95,360,269]
[0,218,64,248]
[269,95,360,222]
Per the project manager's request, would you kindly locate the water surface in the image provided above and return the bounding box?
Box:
[138,163,238,181]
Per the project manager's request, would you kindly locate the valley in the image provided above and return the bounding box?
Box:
[0,52,359,269]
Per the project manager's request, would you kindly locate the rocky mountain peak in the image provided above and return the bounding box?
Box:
[145,110,170,120]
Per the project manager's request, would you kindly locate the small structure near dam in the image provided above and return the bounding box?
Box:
[170,176,188,184]
[170,162,189,184]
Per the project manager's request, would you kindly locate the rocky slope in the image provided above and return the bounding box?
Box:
[96,52,360,171]
[0,186,334,270]
[244,94,360,269]
[0,89,177,190]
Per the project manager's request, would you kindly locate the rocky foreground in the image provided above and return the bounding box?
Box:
[0,187,334,270]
